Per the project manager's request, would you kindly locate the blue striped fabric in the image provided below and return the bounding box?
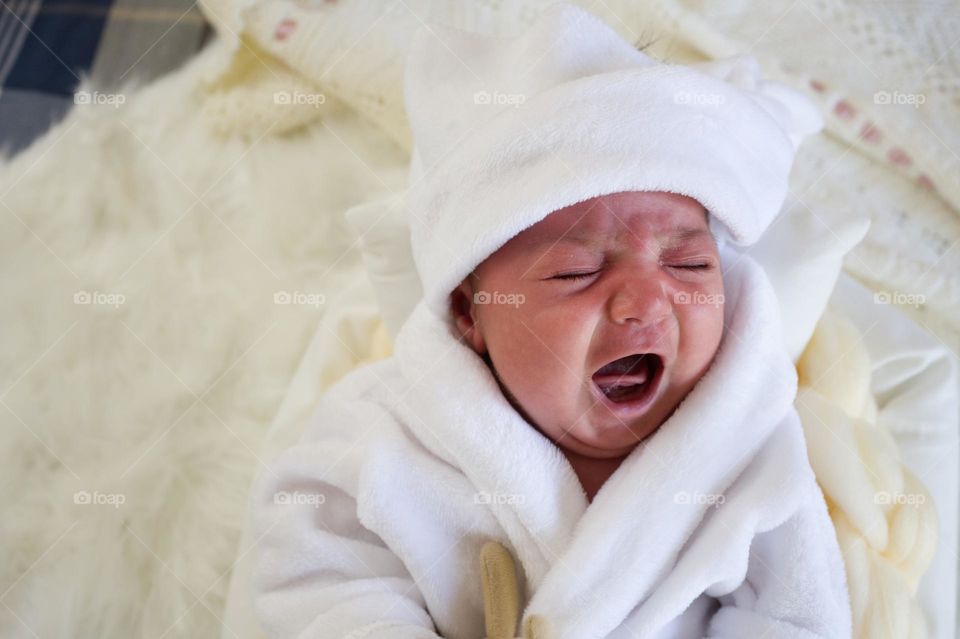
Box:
[3,0,111,95]
[0,0,208,156]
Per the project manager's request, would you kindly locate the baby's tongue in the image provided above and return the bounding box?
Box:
[593,354,650,388]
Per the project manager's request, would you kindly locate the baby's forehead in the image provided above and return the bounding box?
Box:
[515,195,711,251]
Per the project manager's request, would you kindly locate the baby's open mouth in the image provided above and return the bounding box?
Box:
[592,353,663,404]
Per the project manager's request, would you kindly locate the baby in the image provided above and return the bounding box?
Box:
[449,190,723,502]
[251,4,851,638]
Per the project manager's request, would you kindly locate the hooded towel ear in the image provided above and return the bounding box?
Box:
[691,55,823,152]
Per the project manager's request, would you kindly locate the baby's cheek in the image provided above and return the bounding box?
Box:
[678,303,724,362]
[503,321,585,404]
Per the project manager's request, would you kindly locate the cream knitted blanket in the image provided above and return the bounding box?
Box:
[796,311,938,638]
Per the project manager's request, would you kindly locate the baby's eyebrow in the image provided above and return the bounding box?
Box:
[524,232,601,252]
[529,225,711,252]
[662,227,713,245]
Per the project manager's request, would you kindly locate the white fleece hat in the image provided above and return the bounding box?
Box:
[403,2,823,316]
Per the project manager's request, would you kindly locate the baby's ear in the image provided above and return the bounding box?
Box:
[449,278,487,355]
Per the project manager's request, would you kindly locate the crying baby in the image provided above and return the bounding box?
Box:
[449,190,724,501]
[251,3,852,637]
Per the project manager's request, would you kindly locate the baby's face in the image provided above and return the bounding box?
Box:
[451,191,725,459]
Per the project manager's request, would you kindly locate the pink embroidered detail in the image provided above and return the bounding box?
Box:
[810,79,826,93]
[275,18,297,41]
[859,122,882,144]
[833,100,856,120]
[887,147,913,168]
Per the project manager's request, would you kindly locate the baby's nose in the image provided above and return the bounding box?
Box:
[607,274,671,327]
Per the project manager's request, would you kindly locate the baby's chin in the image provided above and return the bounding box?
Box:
[494,362,678,457]
[563,376,679,456]
[522,379,679,458]
[557,414,667,458]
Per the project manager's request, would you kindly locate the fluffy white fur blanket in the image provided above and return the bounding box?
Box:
[0,42,405,637]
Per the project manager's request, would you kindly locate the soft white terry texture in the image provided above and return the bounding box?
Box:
[403,2,823,316]
[246,9,852,635]
[250,247,851,638]
[748,197,870,360]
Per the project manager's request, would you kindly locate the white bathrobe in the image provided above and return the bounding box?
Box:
[250,248,852,639]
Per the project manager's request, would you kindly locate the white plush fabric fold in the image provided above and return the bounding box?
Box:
[249,4,852,637]
[251,248,852,638]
